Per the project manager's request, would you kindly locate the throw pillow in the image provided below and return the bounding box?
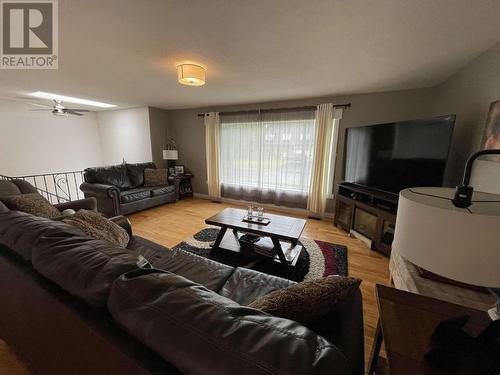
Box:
[1,193,61,219]
[248,275,361,324]
[63,209,130,247]
[144,168,168,187]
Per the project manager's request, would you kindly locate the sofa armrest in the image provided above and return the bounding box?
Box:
[54,197,97,212]
[80,182,121,217]
[307,289,364,375]
[80,182,119,197]
[109,215,133,237]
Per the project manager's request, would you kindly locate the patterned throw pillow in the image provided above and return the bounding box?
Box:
[1,193,61,219]
[248,275,361,324]
[144,168,168,187]
[63,209,130,247]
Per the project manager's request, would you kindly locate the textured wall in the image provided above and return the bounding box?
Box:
[148,107,171,168]
[0,101,103,176]
[96,107,152,165]
[432,41,500,186]
[168,88,437,210]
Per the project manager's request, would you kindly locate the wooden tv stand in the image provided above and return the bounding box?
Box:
[334,183,398,256]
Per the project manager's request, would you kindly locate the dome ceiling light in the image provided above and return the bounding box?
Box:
[177,63,206,86]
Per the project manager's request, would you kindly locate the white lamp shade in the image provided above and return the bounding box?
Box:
[177,64,206,86]
[393,187,500,287]
[162,150,178,160]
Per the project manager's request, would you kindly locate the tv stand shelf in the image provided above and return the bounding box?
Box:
[334,183,397,256]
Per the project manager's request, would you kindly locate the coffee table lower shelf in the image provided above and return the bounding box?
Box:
[214,229,303,267]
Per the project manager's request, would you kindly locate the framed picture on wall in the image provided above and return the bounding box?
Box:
[481,99,500,160]
[168,167,175,175]
[174,165,185,175]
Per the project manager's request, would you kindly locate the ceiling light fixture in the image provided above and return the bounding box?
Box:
[28,91,116,108]
[177,64,206,86]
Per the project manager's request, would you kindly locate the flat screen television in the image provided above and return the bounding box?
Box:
[344,115,455,194]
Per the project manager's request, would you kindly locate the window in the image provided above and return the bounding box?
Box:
[219,109,316,208]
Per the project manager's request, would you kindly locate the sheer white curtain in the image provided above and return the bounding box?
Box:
[219,109,316,208]
[204,112,221,199]
[308,104,343,214]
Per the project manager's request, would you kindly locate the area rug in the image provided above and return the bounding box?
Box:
[172,227,348,282]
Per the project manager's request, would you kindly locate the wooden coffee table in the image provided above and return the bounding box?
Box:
[205,208,306,267]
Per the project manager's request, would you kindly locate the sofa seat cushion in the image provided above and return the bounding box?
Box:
[1,193,61,219]
[0,210,87,261]
[153,249,234,292]
[219,267,296,306]
[150,185,175,197]
[126,162,156,188]
[84,164,132,190]
[108,270,349,375]
[32,235,140,309]
[120,188,151,203]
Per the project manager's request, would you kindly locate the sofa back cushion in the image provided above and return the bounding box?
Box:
[0,180,21,199]
[219,267,296,305]
[84,164,132,190]
[0,201,8,213]
[0,210,87,261]
[126,162,156,188]
[11,179,39,194]
[152,249,234,292]
[108,270,349,375]
[32,235,140,309]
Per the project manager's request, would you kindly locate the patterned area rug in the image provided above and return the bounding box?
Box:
[172,227,348,282]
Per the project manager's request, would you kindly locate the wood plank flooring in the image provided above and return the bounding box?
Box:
[0,197,390,373]
[128,197,391,369]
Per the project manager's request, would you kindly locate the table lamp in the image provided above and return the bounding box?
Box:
[162,149,178,170]
[393,150,500,320]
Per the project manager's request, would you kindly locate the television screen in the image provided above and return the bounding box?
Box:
[344,115,455,194]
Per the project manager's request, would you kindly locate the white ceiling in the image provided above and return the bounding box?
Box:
[1,0,500,110]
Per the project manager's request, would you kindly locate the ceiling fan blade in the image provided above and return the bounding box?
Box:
[65,108,90,112]
[66,110,84,116]
[28,102,54,108]
[27,109,51,111]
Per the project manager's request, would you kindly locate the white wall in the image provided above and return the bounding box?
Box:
[96,107,153,165]
[0,101,103,176]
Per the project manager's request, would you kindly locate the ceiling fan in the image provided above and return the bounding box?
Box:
[28,99,90,116]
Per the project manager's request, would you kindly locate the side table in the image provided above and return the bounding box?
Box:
[168,174,193,200]
[368,284,492,375]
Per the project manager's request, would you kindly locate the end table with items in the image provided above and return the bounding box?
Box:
[368,284,495,375]
[168,174,193,200]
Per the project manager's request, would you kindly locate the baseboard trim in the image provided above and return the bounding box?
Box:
[192,193,334,219]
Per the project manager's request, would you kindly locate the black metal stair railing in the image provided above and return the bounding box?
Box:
[0,170,85,204]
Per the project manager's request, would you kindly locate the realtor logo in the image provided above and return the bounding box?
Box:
[1,0,58,69]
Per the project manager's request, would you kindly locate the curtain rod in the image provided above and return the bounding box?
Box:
[196,103,351,117]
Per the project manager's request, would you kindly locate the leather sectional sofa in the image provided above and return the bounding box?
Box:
[0,205,365,374]
[80,162,176,217]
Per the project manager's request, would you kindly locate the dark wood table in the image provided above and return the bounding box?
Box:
[205,208,306,267]
[368,284,492,375]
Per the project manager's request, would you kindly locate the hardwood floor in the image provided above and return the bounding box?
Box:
[128,197,391,368]
[0,197,390,373]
